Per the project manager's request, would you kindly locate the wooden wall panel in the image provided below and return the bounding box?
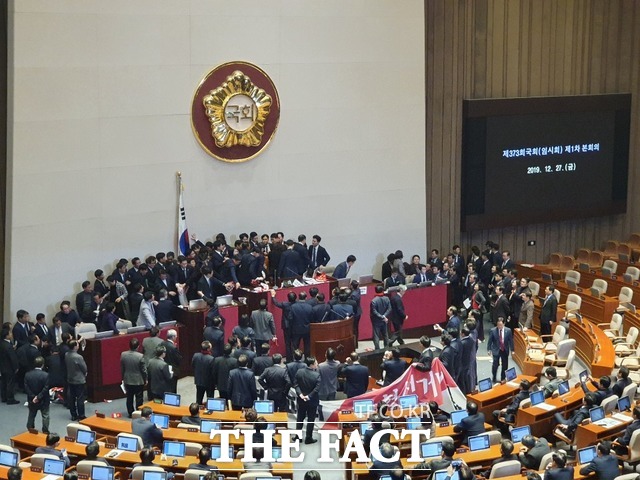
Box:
[425,0,640,264]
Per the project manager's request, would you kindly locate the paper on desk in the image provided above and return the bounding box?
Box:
[594,418,623,428]
[612,413,632,422]
[507,381,520,387]
[533,403,556,411]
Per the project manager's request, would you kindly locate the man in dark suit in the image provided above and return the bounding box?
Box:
[192,341,214,405]
[227,354,257,410]
[308,235,330,270]
[203,317,225,357]
[545,452,574,480]
[578,441,619,480]
[539,285,558,336]
[555,392,596,438]
[156,270,178,304]
[278,240,302,279]
[293,235,310,275]
[252,343,273,377]
[290,295,314,357]
[162,329,182,393]
[75,281,96,324]
[132,406,163,448]
[478,253,492,285]
[491,286,511,325]
[412,438,455,475]
[48,317,72,351]
[340,352,369,397]
[500,251,515,271]
[33,314,50,347]
[615,405,640,454]
[459,326,476,394]
[0,329,20,404]
[259,353,291,412]
[493,379,530,433]
[197,266,225,304]
[65,339,87,420]
[35,433,70,467]
[439,333,456,379]
[417,335,435,366]
[381,348,406,386]
[147,345,172,400]
[453,401,486,445]
[333,255,356,280]
[487,318,514,382]
[518,434,551,470]
[24,356,50,433]
[295,356,321,444]
[388,288,407,346]
[612,366,633,397]
[154,289,174,324]
[13,310,33,349]
[272,290,297,362]
[120,337,147,416]
[370,285,391,349]
[383,269,405,289]
[369,443,403,479]
[212,343,238,401]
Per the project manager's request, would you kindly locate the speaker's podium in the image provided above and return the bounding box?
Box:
[310,317,355,363]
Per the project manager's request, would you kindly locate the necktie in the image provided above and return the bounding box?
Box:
[42,325,48,335]
[312,247,317,266]
[499,329,504,350]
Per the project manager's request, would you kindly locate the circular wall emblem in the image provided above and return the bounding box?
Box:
[191,62,280,163]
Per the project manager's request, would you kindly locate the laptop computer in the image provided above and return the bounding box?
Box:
[117,434,139,452]
[420,442,442,458]
[254,400,275,414]
[162,441,186,457]
[158,321,177,329]
[468,434,490,452]
[510,425,531,443]
[200,420,222,434]
[618,395,632,412]
[566,279,578,290]
[43,458,65,476]
[207,398,226,412]
[434,472,458,480]
[271,447,282,460]
[529,390,545,406]
[353,399,375,417]
[75,429,96,445]
[450,410,468,425]
[151,413,170,429]
[163,392,181,406]
[188,299,207,311]
[210,445,234,459]
[578,446,597,465]
[557,381,570,395]
[358,275,373,285]
[216,295,233,307]
[142,472,167,480]
[338,278,351,288]
[0,451,18,467]
[505,367,517,382]
[478,378,493,393]
[398,394,418,409]
[590,406,605,423]
[406,417,421,430]
[91,466,115,480]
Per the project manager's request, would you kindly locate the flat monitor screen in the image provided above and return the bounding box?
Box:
[0,451,18,467]
[91,466,115,480]
[200,420,222,434]
[529,390,545,406]
[76,429,96,445]
[619,395,632,412]
[468,434,490,452]
[450,410,468,425]
[406,417,421,430]
[207,398,226,412]
[142,472,167,480]
[353,400,375,417]
[478,378,493,392]
[434,473,458,480]
[398,394,418,409]
[272,447,282,460]
[163,441,186,458]
[579,370,589,383]
[420,442,442,458]
[151,413,170,429]
[117,435,139,452]
[578,446,597,464]
[510,425,531,443]
[210,445,234,459]
[505,367,516,382]
[359,275,373,285]
[558,381,570,395]
[163,392,180,406]
[43,459,65,476]
[359,422,372,435]
[590,406,605,422]
[254,400,274,414]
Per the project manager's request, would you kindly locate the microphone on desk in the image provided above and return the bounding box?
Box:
[285,267,301,278]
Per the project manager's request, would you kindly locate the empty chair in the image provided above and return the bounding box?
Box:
[553,288,561,304]
[619,287,634,308]
[28,454,60,470]
[554,350,576,380]
[535,324,566,354]
[565,270,581,286]
[560,255,575,272]
[601,394,619,414]
[518,398,531,409]
[619,243,633,259]
[66,422,91,438]
[625,266,640,281]
[615,427,640,469]
[603,259,618,274]
[559,294,581,315]
[185,470,214,480]
[615,344,640,369]
[476,430,502,446]
[589,250,605,268]
[548,253,563,269]
[184,442,203,457]
[528,281,540,299]
[488,460,522,479]
[614,327,639,356]
[630,233,640,248]
[76,460,109,476]
[599,313,623,340]
[576,248,591,265]
[322,265,336,276]
[545,339,576,366]
[622,382,637,401]
[604,240,619,256]
[117,319,133,331]
[592,278,608,295]
[75,323,97,339]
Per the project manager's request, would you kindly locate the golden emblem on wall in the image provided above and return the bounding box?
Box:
[191,62,280,163]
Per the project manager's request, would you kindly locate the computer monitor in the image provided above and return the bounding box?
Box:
[91,466,115,480]
[618,395,632,412]
[163,441,186,458]
[163,392,180,406]
[590,287,602,299]
[254,400,275,414]
[468,434,490,452]
[200,420,222,434]
[510,425,531,443]
[0,451,18,467]
[566,279,578,290]
[359,422,372,435]
[272,447,282,460]
[579,263,590,272]
[478,378,493,392]
[420,442,442,458]
[398,394,418,409]
[151,413,170,429]
[43,458,65,476]
[266,423,275,430]
[557,381,570,395]
[210,445,234,459]
[379,476,391,480]
[117,434,139,452]
[338,278,351,288]
[450,410,468,425]
[542,272,553,282]
[529,390,545,406]
[589,406,605,423]
[142,472,168,480]
[75,429,97,445]
[601,267,612,278]
[358,275,373,285]
[434,472,458,480]
[206,398,226,412]
[353,399,375,416]
[505,367,516,382]
[578,446,597,465]
[406,417,421,430]
[579,370,589,383]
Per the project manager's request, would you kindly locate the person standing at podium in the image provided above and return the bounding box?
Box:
[271,290,296,361]
[370,284,391,350]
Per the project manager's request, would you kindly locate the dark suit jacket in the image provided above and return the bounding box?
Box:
[132,418,163,448]
[312,303,332,323]
[519,437,550,470]
[381,358,406,386]
[487,326,514,356]
[24,368,50,407]
[579,454,619,480]
[540,295,558,322]
[155,299,174,324]
[259,365,291,403]
[203,326,225,357]
[197,275,224,301]
[491,295,511,323]
[370,458,403,480]
[227,367,257,408]
[453,412,486,444]
[252,355,273,377]
[212,355,238,395]
[544,467,574,480]
[340,363,369,397]
[162,340,182,376]
[191,352,214,387]
[612,377,632,397]
[293,243,309,275]
[308,245,330,269]
[278,249,301,279]
[439,345,455,376]
[333,261,349,280]
[147,358,172,396]
[12,321,31,348]
[121,350,147,386]
[479,260,492,285]
[290,301,314,335]
[384,275,405,289]
[286,360,306,385]
[295,366,321,404]
[619,419,640,445]
[0,339,19,374]
[34,324,51,344]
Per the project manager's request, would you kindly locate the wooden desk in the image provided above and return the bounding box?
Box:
[12,431,101,459]
[0,466,65,480]
[513,330,544,377]
[468,375,538,419]
[139,402,289,425]
[565,315,615,378]
[574,411,633,449]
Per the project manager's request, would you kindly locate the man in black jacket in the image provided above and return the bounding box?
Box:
[453,401,486,445]
[25,356,50,433]
[0,328,20,404]
[272,290,296,361]
[162,329,182,393]
[578,441,619,480]
[295,356,321,444]
[212,343,238,401]
[381,348,407,386]
[340,352,369,398]
[192,341,214,405]
[412,438,455,475]
[203,317,225,357]
[227,354,257,410]
[518,434,551,470]
[493,379,530,434]
[554,392,597,438]
[259,353,291,412]
[132,406,163,448]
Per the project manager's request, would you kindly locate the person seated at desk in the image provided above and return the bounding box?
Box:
[613,405,640,455]
[7,467,21,480]
[132,406,163,448]
[84,441,110,465]
[518,434,551,470]
[544,451,573,480]
[389,468,410,480]
[612,366,632,397]
[412,438,455,477]
[581,375,613,405]
[578,441,619,480]
[181,402,202,426]
[363,414,391,455]
[482,440,518,479]
[381,348,407,386]
[493,379,531,434]
[35,432,70,468]
[554,392,597,440]
[242,446,273,472]
[453,401,485,444]
[426,400,449,423]
[369,443,402,480]
[254,416,278,446]
[131,449,173,479]
[187,447,220,472]
[542,367,563,398]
